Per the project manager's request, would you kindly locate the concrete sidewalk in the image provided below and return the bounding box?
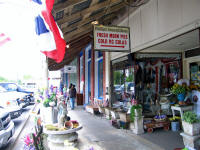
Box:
[69,107,166,150]
[9,105,183,150]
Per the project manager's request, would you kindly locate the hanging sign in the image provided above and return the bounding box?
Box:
[93,25,130,52]
[64,65,76,73]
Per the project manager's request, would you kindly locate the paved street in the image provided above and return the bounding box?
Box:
[0,104,34,150]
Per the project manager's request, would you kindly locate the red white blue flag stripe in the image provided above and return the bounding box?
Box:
[0,33,11,47]
[32,0,66,63]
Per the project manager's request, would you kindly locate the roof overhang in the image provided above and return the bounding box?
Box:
[48,0,148,71]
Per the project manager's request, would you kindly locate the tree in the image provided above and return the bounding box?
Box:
[126,74,133,82]
[23,75,32,80]
[0,76,8,82]
[114,71,124,85]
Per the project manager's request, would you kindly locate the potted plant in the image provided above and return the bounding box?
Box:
[182,111,200,136]
[129,104,144,134]
[130,104,142,122]
[169,116,181,132]
[171,84,187,104]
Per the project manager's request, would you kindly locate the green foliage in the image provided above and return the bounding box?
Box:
[43,93,57,107]
[126,75,133,82]
[23,75,32,80]
[43,98,51,107]
[17,80,22,85]
[0,76,8,82]
[183,111,200,124]
[171,84,186,95]
[114,71,124,85]
[130,104,142,122]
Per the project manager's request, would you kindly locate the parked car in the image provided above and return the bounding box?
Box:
[0,86,22,119]
[115,84,124,93]
[114,85,121,91]
[127,82,135,93]
[0,107,15,148]
[0,82,34,106]
[17,85,35,104]
[114,82,135,94]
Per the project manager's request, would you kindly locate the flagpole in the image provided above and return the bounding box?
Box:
[45,56,49,94]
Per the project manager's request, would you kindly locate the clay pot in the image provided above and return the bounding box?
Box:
[64,121,73,129]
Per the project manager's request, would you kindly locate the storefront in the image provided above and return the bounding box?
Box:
[62,43,107,107]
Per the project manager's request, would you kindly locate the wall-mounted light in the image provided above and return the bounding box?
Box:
[66,44,70,48]
[91,20,99,25]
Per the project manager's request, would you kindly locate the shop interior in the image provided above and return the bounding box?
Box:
[108,29,200,149]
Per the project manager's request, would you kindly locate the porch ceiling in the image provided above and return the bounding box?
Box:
[140,29,200,53]
[48,0,147,71]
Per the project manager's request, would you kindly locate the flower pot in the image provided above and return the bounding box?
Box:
[171,121,180,132]
[130,116,144,134]
[182,121,200,136]
[177,93,185,101]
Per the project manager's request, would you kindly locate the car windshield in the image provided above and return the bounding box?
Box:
[0,86,6,93]
[0,83,18,91]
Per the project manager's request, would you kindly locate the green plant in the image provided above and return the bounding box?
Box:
[130,104,142,122]
[43,98,50,107]
[171,84,187,95]
[183,111,200,124]
[43,93,57,107]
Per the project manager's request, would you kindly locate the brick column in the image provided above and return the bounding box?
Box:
[103,52,106,100]
[91,47,95,102]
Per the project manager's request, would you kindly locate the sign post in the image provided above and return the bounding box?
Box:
[93,25,130,52]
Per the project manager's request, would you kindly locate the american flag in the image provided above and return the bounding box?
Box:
[0,33,11,47]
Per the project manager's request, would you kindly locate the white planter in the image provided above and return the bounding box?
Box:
[110,110,120,119]
[180,132,200,149]
[134,109,142,117]
[98,106,105,114]
[105,107,111,119]
[41,106,53,124]
[130,116,144,134]
[182,121,200,136]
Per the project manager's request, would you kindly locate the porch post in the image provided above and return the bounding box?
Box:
[91,44,95,102]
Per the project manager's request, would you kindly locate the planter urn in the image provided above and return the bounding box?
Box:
[182,121,200,136]
[130,116,144,134]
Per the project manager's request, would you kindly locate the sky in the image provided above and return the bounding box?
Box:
[0,0,46,80]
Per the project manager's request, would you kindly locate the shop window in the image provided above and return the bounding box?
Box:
[88,49,91,59]
[190,62,200,85]
[98,51,103,57]
[125,67,134,93]
[113,66,134,102]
